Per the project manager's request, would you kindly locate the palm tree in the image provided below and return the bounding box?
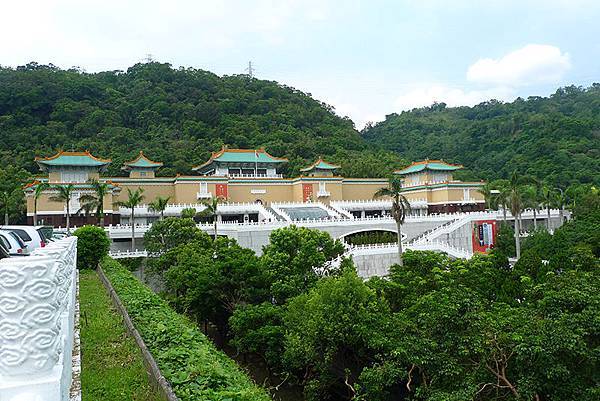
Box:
[540,185,554,231]
[477,182,496,210]
[492,179,510,222]
[49,184,76,232]
[506,171,530,259]
[0,191,12,225]
[374,176,411,266]
[199,197,223,240]
[523,184,540,230]
[115,188,145,251]
[555,188,567,224]
[78,179,111,226]
[32,182,50,225]
[148,196,171,220]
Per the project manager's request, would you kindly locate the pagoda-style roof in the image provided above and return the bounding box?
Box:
[192,147,288,172]
[395,160,463,175]
[122,151,163,171]
[35,151,111,171]
[300,158,341,172]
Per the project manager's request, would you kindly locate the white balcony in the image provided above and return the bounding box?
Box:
[197,191,212,199]
[317,190,331,197]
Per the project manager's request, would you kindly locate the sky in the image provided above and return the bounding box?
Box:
[1,0,599,128]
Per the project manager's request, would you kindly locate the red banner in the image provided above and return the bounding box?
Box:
[216,183,228,199]
[472,220,496,253]
[302,183,313,202]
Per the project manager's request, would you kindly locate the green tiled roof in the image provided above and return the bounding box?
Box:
[193,148,287,171]
[36,151,111,168]
[395,160,462,175]
[300,159,341,172]
[123,151,163,169]
[214,151,287,163]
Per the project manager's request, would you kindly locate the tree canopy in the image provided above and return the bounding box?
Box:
[0,62,402,178]
[362,85,600,186]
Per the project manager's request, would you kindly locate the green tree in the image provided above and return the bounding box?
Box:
[540,185,555,231]
[477,182,496,210]
[198,196,223,240]
[144,217,211,255]
[507,171,530,259]
[0,166,29,225]
[32,181,50,225]
[73,225,110,269]
[284,267,391,401]
[148,195,170,220]
[115,188,145,250]
[78,179,111,226]
[165,237,268,336]
[49,183,76,232]
[180,207,196,219]
[374,176,411,266]
[261,225,345,304]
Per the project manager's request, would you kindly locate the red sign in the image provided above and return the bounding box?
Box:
[302,183,313,202]
[472,220,496,253]
[216,183,228,199]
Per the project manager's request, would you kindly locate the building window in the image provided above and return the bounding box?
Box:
[140,171,147,177]
[200,182,208,193]
[463,188,471,201]
[257,168,267,176]
[229,168,241,176]
[61,171,88,183]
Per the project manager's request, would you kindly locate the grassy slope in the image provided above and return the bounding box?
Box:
[79,269,160,401]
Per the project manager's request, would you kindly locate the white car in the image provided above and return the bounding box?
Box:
[0,231,27,256]
[0,226,49,254]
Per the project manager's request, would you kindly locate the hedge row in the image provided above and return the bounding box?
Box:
[100,257,271,401]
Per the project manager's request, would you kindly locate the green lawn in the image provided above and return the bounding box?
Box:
[79,269,162,401]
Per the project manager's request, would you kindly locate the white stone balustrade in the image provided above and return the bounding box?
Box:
[0,237,78,401]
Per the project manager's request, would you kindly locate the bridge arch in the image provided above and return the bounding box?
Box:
[339,228,407,244]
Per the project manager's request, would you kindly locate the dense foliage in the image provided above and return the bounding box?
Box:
[362,85,600,186]
[100,256,270,401]
[150,193,599,400]
[0,62,402,178]
[73,225,110,269]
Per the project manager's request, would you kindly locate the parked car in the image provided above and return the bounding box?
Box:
[0,240,10,259]
[0,226,48,253]
[0,231,27,256]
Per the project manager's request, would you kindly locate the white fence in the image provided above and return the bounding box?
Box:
[0,237,79,401]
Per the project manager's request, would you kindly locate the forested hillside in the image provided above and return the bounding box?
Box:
[362,85,600,186]
[0,62,400,178]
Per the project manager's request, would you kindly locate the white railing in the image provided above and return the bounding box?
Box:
[109,249,148,259]
[228,173,283,178]
[103,208,566,238]
[0,237,78,401]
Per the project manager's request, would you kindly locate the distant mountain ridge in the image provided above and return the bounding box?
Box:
[361,85,600,186]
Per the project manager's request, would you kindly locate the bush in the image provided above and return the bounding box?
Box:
[73,225,110,269]
[100,257,270,401]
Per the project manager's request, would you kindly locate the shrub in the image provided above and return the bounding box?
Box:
[73,225,110,269]
[100,257,270,401]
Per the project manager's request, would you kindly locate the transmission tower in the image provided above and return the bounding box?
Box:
[245,61,255,78]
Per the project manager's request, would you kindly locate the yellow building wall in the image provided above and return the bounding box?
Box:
[228,181,295,204]
[113,182,175,205]
[129,170,156,179]
[341,180,388,201]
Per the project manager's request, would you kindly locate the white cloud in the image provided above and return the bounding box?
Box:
[467,44,571,86]
[393,84,514,111]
